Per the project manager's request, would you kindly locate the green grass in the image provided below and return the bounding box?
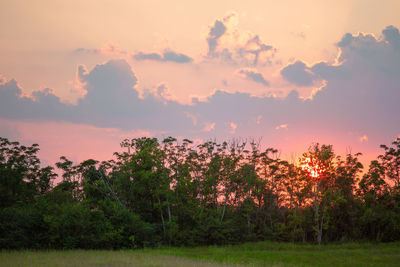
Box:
[1,242,400,267]
[149,242,400,266]
[0,250,240,267]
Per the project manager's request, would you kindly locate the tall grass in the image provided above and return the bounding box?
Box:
[1,242,399,266]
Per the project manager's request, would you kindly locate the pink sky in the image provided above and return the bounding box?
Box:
[1,0,400,169]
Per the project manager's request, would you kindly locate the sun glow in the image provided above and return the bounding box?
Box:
[300,157,324,179]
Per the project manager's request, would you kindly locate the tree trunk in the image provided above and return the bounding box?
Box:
[158,198,166,235]
[314,180,322,245]
[167,203,172,223]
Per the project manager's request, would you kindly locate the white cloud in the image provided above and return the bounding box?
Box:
[275,124,288,130]
[202,122,215,132]
[229,122,237,134]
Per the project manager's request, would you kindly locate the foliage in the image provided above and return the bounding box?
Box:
[1,136,400,249]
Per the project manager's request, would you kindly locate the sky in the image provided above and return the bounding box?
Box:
[1,0,400,167]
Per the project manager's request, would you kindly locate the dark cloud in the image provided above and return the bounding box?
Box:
[133,50,192,63]
[74,48,97,54]
[133,52,163,61]
[383,25,400,53]
[238,69,269,86]
[206,14,275,66]
[0,79,71,121]
[282,25,400,86]
[280,61,318,86]
[337,33,353,47]
[73,42,126,55]
[207,20,227,56]
[238,35,273,66]
[163,51,192,63]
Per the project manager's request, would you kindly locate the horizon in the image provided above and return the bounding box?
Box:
[1,0,400,168]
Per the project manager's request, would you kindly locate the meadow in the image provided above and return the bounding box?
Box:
[1,242,400,267]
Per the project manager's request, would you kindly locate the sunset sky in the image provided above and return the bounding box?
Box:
[1,0,400,166]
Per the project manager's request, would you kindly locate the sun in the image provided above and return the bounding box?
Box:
[300,157,324,179]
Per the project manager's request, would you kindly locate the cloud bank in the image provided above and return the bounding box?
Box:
[1,26,400,150]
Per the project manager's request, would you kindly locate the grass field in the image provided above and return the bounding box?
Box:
[1,242,400,267]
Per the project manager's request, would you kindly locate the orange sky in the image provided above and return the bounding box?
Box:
[1,0,400,169]
[2,0,400,101]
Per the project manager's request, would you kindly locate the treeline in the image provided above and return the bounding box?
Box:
[1,136,400,249]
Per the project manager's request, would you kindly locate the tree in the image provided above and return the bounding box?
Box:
[379,137,400,188]
[300,143,334,245]
[0,137,56,208]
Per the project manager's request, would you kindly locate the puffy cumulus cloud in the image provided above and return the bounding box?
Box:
[237,68,269,86]
[0,60,192,132]
[306,26,400,140]
[382,25,400,53]
[280,61,319,86]
[206,13,275,66]
[133,50,193,63]
[77,60,139,107]
[0,78,72,121]
[282,26,400,88]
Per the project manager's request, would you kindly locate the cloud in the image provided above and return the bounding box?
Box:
[382,25,400,53]
[206,13,275,66]
[229,122,237,134]
[75,43,193,64]
[0,60,192,132]
[2,25,400,149]
[202,122,215,132]
[153,83,177,103]
[238,68,269,86]
[207,19,227,56]
[280,61,318,86]
[74,42,126,56]
[133,50,192,63]
[133,52,163,61]
[275,124,288,130]
[0,78,71,121]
